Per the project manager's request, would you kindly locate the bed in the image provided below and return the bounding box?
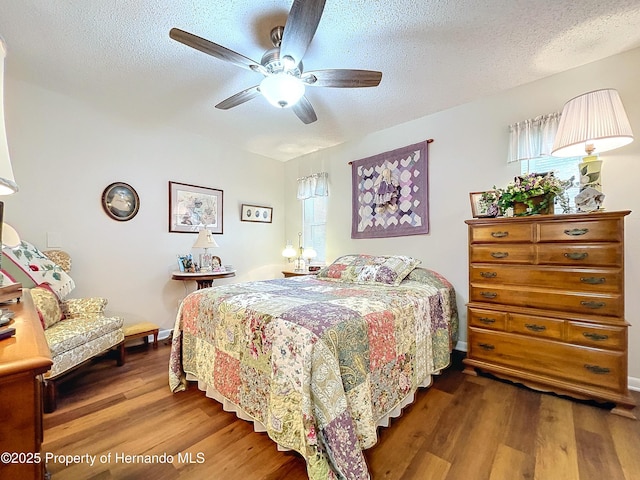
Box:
[169,254,458,479]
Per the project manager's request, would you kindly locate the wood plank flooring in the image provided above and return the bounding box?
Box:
[42,343,640,479]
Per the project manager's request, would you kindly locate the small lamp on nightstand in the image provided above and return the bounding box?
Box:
[282,232,314,272]
[192,229,219,272]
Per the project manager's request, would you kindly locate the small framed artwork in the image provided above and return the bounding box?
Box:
[102,182,140,221]
[169,181,223,234]
[470,191,498,218]
[241,204,273,223]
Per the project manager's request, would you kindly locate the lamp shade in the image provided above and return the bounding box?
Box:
[302,247,317,260]
[1,222,20,247]
[192,229,219,249]
[260,73,305,108]
[552,89,634,158]
[282,243,296,258]
[0,37,18,195]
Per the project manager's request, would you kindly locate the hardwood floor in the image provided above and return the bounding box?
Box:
[42,343,640,479]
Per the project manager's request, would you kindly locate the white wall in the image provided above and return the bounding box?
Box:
[284,47,640,383]
[3,79,286,330]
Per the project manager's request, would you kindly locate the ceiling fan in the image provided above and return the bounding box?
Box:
[169,0,382,124]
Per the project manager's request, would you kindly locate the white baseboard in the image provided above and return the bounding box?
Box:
[158,328,172,341]
[453,340,640,392]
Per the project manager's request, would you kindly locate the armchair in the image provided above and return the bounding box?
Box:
[1,242,125,413]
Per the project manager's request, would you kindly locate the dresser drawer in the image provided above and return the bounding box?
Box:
[537,244,622,267]
[469,223,533,243]
[469,265,622,293]
[538,218,623,243]
[508,313,564,340]
[468,329,625,392]
[567,322,626,350]
[468,307,507,331]
[469,285,623,317]
[470,245,535,264]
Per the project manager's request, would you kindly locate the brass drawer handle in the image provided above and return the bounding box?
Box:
[525,324,546,332]
[478,343,495,351]
[584,364,610,375]
[580,300,606,309]
[478,317,496,324]
[564,228,589,236]
[491,231,509,238]
[580,276,606,285]
[491,252,509,259]
[583,332,609,341]
[564,252,588,260]
[480,271,497,278]
[480,292,497,299]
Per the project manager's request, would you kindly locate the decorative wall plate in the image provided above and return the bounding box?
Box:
[102,182,140,221]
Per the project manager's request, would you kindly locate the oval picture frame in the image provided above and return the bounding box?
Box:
[102,182,140,221]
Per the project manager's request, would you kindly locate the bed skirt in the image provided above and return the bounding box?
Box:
[186,369,441,452]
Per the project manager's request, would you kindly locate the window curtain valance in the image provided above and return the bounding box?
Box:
[508,112,561,163]
[297,172,329,199]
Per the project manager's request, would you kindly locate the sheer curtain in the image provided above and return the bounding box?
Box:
[297,172,329,199]
[508,112,561,163]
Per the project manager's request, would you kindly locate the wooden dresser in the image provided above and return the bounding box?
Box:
[0,290,53,479]
[463,210,636,418]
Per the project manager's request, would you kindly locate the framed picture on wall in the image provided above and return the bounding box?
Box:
[101,182,140,222]
[240,204,273,223]
[169,181,223,233]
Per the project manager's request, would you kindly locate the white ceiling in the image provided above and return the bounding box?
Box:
[1,1,640,161]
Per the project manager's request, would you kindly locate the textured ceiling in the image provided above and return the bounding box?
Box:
[1,1,639,161]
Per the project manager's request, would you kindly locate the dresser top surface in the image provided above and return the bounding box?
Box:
[466,210,631,226]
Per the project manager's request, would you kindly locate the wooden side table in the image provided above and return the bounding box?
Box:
[172,270,236,289]
[282,270,318,278]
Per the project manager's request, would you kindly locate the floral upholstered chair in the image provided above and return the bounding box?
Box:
[1,242,125,412]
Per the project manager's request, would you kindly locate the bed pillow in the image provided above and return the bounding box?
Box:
[2,240,75,299]
[30,286,64,329]
[316,254,421,286]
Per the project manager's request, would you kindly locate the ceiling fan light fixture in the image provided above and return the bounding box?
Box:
[260,73,305,108]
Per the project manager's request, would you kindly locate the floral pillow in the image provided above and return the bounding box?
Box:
[2,240,75,299]
[316,254,421,286]
[30,286,64,329]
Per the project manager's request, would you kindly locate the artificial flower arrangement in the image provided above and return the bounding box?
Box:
[481,172,568,217]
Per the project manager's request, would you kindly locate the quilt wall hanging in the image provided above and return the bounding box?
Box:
[351,140,431,239]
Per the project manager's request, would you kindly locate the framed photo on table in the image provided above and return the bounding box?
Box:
[240,204,273,223]
[470,190,498,218]
[169,181,223,233]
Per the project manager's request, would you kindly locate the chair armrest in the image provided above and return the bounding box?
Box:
[61,297,108,318]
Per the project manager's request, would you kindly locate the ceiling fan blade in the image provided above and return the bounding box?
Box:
[215,86,261,110]
[292,96,318,124]
[280,0,326,66]
[170,28,265,73]
[301,69,382,88]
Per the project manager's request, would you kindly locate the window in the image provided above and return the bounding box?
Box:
[303,196,327,264]
[520,156,580,213]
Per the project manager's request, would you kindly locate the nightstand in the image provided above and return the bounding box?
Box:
[172,270,236,289]
[282,270,318,278]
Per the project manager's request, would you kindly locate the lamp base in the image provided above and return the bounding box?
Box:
[293,258,306,273]
[579,155,602,193]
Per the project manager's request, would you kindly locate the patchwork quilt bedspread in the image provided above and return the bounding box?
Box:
[169,268,458,479]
